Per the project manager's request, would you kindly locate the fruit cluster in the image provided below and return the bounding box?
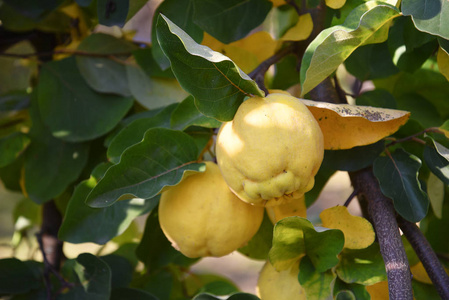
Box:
[158,93,324,299]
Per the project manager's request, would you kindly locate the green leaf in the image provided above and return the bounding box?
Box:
[110,287,159,300]
[77,33,139,55]
[151,0,203,70]
[388,17,439,73]
[100,255,133,289]
[345,42,399,80]
[420,203,449,253]
[199,281,239,296]
[426,172,444,219]
[72,253,111,300]
[336,242,387,285]
[0,90,30,112]
[133,48,174,78]
[0,153,23,191]
[126,63,188,110]
[0,41,35,94]
[333,278,370,300]
[300,1,400,96]
[192,0,272,44]
[126,0,148,22]
[412,280,441,300]
[76,58,130,96]
[24,103,89,204]
[76,34,137,96]
[269,217,344,271]
[87,128,205,208]
[323,140,385,172]
[193,294,260,300]
[374,69,449,118]
[238,211,273,260]
[227,294,260,300]
[271,55,300,90]
[373,148,429,222]
[423,139,449,185]
[13,197,41,231]
[396,93,442,129]
[38,57,133,142]
[0,258,42,294]
[298,256,335,300]
[136,209,198,270]
[439,37,449,54]
[170,96,222,131]
[2,0,63,20]
[107,104,177,164]
[156,14,264,121]
[402,0,449,39]
[356,89,397,109]
[59,176,155,244]
[0,132,30,168]
[97,0,129,27]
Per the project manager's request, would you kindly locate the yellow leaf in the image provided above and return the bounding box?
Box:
[271,0,287,6]
[438,47,449,82]
[280,13,313,42]
[201,33,226,52]
[427,172,444,219]
[325,0,346,9]
[266,195,307,224]
[320,206,375,249]
[300,100,410,150]
[410,262,432,284]
[202,32,279,73]
[366,281,389,300]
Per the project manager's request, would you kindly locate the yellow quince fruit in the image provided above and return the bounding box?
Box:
[257,260,306,300]
[158,161,264,258]
[216,93,324,206]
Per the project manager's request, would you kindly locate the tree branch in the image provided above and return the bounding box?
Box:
[38,200,67,299]
[349,168,413,300]
[248,43,297,94]
[397,216,449,299]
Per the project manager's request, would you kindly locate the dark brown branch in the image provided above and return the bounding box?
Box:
[397,216,449,299]
[350,168,413,300]
[38,200,67,299]
[248,43,297,94]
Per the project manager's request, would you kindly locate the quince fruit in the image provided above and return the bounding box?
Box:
[216,93,324,206]
[257,260,306,300]
[158,161,264,258]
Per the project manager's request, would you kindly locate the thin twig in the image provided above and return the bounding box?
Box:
[285,0,303,15]
[343,189,358,207]
[386,127,442,147]
[248,43,296,94]
[397,216,449,300]
[36,233,73,300]
[350,168,413,300]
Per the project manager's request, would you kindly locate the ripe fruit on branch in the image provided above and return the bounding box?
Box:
[257,260,305,300]
[216,93,324,206]
[158,161,264,258]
